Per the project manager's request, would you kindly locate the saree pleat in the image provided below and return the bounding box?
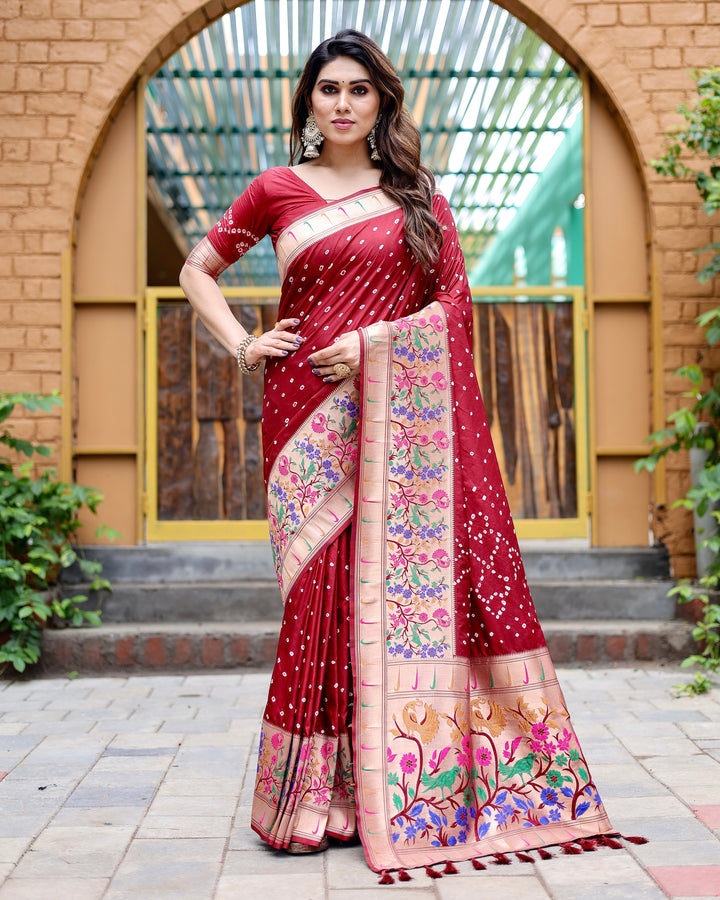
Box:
[251,527,356,848]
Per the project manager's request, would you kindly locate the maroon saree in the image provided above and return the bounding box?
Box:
[190,167,614,873]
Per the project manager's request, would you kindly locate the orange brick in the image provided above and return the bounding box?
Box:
[18,42,50,63]
[29,140,59,163]
[52,0,81,15]
[65,66,90,92]
[588,4,618,25]
[649,2,705,24]
[0,116,45,138]
[0,325,21,350]
[48,41,108,63]
[40,373,61,392]
[620,4,650,24]
[2,139,29,161]
[45,117,69,138]
[12,350,61,372]
[0,162,49,185]
[1,373,43,392]
[652,46,682,68]
[82,0,141,17]
[693,26,720,46]
[21,0,52,17]
[0,351,11,371]
[63,20,93,39]
[11,301,61,325]
[25,326,60,349]
[13,255,58,277]
[0,279,22,300]
[6,20,63,41]
[26,93,81,116]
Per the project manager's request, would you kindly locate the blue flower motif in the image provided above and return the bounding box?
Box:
[540,788,559,806]
[455,807,468,826]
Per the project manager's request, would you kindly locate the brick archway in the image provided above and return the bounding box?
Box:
[70,0,656,223]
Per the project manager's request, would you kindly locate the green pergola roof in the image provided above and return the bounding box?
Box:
[146,0,582,285]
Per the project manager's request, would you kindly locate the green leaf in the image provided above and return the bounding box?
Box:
[392,793,403,811]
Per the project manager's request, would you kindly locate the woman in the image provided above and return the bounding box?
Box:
[180,29,626,880]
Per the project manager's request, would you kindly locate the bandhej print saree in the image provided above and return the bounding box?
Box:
[188,167,626,877]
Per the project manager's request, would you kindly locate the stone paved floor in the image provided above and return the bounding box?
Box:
[1,665,720,899]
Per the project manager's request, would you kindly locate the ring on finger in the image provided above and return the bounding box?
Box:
[333,363,352,378]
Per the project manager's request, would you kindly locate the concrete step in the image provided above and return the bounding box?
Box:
[37,618,695,675]
[530,579,676,620]
[67,581,285,623]
[66,576,676,623]
[62,542,671,584]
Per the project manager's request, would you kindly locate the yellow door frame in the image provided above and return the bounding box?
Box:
[144,284,589,542]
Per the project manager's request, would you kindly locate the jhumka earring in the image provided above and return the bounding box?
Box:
[368,120,381,161]
[301,112,323,158]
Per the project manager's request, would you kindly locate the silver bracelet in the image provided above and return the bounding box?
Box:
[236,335,261,374]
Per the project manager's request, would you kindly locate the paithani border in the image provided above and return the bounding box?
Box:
[276,189,401,281]
[352,308,613,873]
[268,380,357,603]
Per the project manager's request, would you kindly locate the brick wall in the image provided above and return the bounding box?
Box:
[1,0,719,570]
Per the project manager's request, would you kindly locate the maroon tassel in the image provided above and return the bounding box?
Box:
[623,835,649,845]
[443,861,459,874]
[471,858,487,870]
[425,866,443,879]
[599,835,623,850]
[578,838,598,851]
[561,842,582,855]
[538,848,553,860]
[378,871,394,885]
[515,851,535,863]
[397,869,412,882]
[493,852,512,865]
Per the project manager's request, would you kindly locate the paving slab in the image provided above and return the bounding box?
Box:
[1,665,720,898]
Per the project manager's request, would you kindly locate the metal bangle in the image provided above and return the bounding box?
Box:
[236,335,261,374]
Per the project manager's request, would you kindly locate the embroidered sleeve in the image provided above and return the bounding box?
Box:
[184,173,273,279]
[185,236,232,281]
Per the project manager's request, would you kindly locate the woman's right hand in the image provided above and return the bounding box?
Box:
[244,318,304,367]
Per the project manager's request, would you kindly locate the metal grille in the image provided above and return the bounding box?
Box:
[146,0,581,285]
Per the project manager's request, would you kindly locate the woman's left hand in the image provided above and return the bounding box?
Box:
[308,331,361,382]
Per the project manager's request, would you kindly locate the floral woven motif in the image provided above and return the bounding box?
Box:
[385,310,454,661]
[386,690,603,849]
[267,385,359,596]
[253,722,355,847]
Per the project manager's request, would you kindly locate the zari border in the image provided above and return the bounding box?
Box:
[276,190,401,281]
[352,306,613,873]
[267,381,357,602]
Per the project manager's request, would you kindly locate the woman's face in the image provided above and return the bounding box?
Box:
[309,56,381,153]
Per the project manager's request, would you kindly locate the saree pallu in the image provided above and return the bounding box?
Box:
[249,178,614,871]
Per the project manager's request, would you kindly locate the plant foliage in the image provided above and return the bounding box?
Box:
[638,68,720,695]
[0,392,116,674]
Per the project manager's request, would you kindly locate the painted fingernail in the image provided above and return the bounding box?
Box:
[282,350,289,356]
[312,368,320,375]
[292,318,300,325]
[323,377,332,383]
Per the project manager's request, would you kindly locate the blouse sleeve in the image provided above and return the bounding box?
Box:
[184,173,274,281]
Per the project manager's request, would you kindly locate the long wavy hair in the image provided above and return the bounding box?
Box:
[289,29,443,269]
